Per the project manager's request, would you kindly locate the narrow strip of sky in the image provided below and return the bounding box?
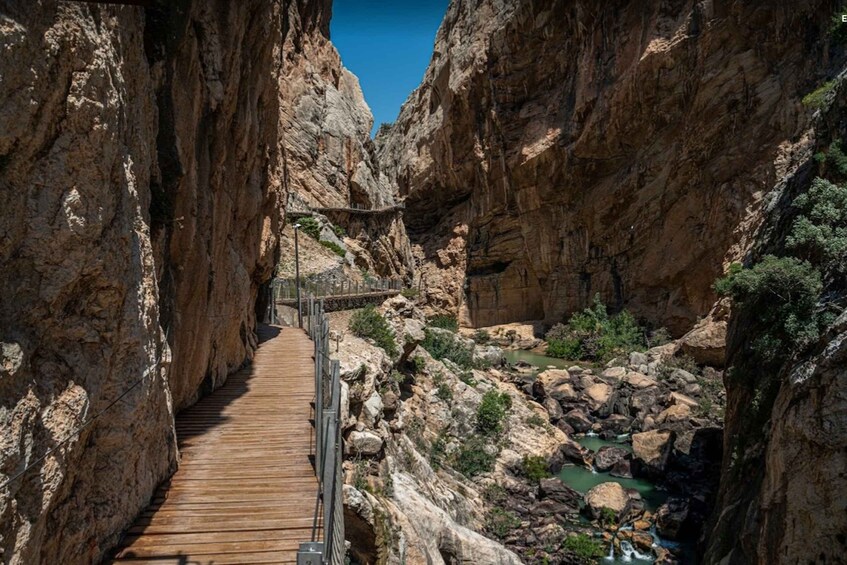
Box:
[330,0,449,137]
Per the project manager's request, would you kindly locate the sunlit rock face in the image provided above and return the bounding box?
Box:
[0,0,317,561]
[378,0,830,332]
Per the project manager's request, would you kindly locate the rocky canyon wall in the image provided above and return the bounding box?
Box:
[0,0,341,561]
[703,72,847,564]
[379,0,836,333]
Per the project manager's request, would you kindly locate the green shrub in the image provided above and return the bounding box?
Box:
[520,455,550,483]
[485,507,521,539]
[454,436,496,477]
[332,224,346,238]
[476,390,512,435]
[599,507,617,528]
[428,315,459,332]
[421,329,474,369]
[410,355,427,373]
[349,305,399,357]
[436,382,453,403]
[658,353,701,380]
[297,216,321,239]
[802,80,838,109]
[815,141,847,180]
[459,370,477,386]
[545,295,646,361]
[562,534,605,559]
[482,483,508,504]
[429,433,448,469]
[786,177,847,274]
[525,414,546,428]
[715,255,822,365]
[400,287,419,299]
[472,329,491,344]
[320,239,346,257]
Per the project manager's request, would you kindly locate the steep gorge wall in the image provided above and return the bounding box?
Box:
[379,0,836,332]
[0,1,339,561]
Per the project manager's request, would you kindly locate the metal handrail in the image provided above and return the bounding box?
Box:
[274,277,403,301]
[267,284,344,565]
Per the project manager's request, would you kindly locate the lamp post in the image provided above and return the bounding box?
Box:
[294,223,303,328]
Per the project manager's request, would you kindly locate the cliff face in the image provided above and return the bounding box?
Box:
[0,1,330,561]
[379,0,833,332]
[704,81,847,564]
[278,7,413,278]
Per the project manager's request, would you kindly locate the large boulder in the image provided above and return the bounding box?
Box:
[585,382,613,408]
[539,478,582,507]
[593,445,629,472]
[563,408,593,433]
[632,430,674,474]
[584,482,631,520]
[474,344,505,367]
[360,391,383,427]
[551,438,592,469]
[534,369,577,401]
[656,498,691,539]
[679,318,726,367]
[348,430,384,456]
[543,397,564,421]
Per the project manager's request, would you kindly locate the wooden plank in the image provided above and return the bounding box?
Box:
[108,325,319,563]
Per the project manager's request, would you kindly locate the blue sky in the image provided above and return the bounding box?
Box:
[330,0,450,136]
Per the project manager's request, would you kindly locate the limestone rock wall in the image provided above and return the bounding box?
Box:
[379,0,834,332]
[703,80,847,565]
[0,0,330,561]
[278,7,414,278]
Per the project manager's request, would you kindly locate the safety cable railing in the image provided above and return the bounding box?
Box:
[274,277,402,302]
[266,282,344,565]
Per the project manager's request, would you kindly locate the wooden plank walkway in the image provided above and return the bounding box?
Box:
[110,325,318,565]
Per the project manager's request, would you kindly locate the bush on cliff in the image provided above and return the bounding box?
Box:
[715,255,822,366]
[349,305,399,357]
[421,328,474,369]
[476,389,512,435]
[545,294,646,361]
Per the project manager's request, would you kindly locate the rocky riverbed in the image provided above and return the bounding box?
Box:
[331,296,724,564]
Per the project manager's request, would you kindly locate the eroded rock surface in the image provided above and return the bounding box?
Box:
[378,0,830,333]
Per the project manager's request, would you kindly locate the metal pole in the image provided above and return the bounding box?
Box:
[295,224,303,328]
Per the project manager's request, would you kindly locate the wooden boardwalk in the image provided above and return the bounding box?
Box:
[111,325,318,565]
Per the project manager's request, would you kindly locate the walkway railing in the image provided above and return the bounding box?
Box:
[266,285,344,565]
[274,277,402,301]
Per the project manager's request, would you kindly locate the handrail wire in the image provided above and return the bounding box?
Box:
[0,326,172,492]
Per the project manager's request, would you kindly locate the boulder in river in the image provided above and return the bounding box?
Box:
[538,478,582,508]
[584,482,632,520]
[656,497,691,539]
[593,445,629,472]
[563,408,593,432]
[632,429,674,474]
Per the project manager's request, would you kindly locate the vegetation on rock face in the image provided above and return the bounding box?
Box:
[421,328,474,369]
[297,216,321,239]
[454,436,497,477]
[802,79,838,110]
[786,177,847,275]
[320,239,346,257]
[716,257,822,369]
[476,389,512,435]
[349,305,399,357]
[545,295,647,361]
[520,455,550,483]
[428,314,459,331]
[562,534,605,559]
[472,329,491,344]
[485,507,521,539]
